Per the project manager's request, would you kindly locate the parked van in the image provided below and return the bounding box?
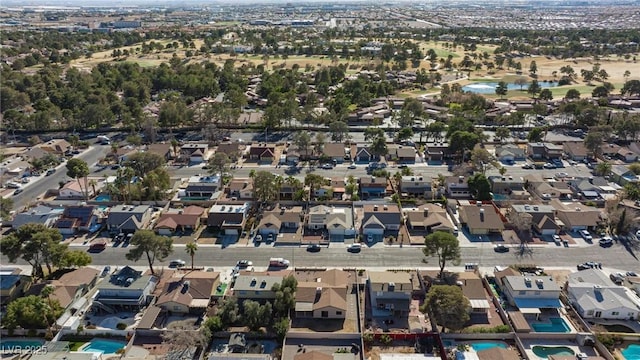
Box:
[269,258,290,268]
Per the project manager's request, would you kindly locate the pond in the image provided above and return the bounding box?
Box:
[462,81,559,94]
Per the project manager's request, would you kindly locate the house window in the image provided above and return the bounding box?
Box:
[519,291,526,295]
[321,311,328,318]
[239,291,246,295]
[586,310,594,316]
[612,312,619,316]
[336,311,343,316]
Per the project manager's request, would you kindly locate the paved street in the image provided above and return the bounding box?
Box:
[11,144,111,210]
[4,242,636,271]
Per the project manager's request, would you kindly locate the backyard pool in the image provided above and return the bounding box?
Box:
[532,346,574,359]
[95,194,111,202]
[471,341,508,352]
[531,317,571,333]
[622,344,640,360]
[80,339,126,354]
[462,81,559,94]
[0,339,45,351]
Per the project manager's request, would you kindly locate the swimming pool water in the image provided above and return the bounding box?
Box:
[471,342,508,351]
[531,317,571,333]
[81,339,126,354]
[622,344,640,360]
[532,346,575,359]
[0,339,45,351]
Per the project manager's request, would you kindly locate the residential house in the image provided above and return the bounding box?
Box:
[552,199,602,232]
[458,203,505,235]
[233,273,285,301]
[387,145,416,164]
[207,203,250,236]
[39,139,71,155]
[0,269,30,305]
[425,142,449,163]
[567,177,609,200]
[331,177,346,200]
[294,269,352,319]
[489,176,527,200]
[55,205,100,235]
[566,269,640,321]
[610,165,639,186]
[446,176,471,199]
[544,143,564,159]
[154,207,204,236]
[279,182,302,201]
[457,272,491,316]
[182,175,221,199]
[0,158,32,178]
[257,206,304,237]
[147,143,174,161]
[359,176,388,199]
[601,143,621,158]
[306,205,354,239]
[248,144,276,163]
[59,180,93,199]
[500,275,562,310]
[404,204,455,234]
[526,175,573,200]
[156,271,220,314]
[323,143,349,164]
[368,271,413,317]
[180,143,209,164]
[227,178,254,200]
[400,175,433,198]
[22,147,52,161]
[617,147,638,163]
[354,146,375,163]
[216,143,243,162]
[495,145,526,164]
[95,266,157,312]
[28,267,99,310]
[510,204,558,235]
[361,204,401,240]
[527,143,546,160]
[563,142,588,162]
[106,205,152,234]
[11,205,64,230]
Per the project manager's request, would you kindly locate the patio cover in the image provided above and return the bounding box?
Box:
[469,299,491,309]
[514,298,562,309]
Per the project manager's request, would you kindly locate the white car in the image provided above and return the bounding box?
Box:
[348,164,356,169]
[552,235,562,243]
[599,237,613,247]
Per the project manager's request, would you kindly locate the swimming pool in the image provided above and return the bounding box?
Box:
[471,342,508,352]
[80,339,126,354]
[532,346,574,359]
[622,344,640,360]
[95,194,111,202]
[531,317,571,332]
[0,339,45,351]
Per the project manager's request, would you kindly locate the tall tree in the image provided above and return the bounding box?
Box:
[423,231,461,279]
[66,158,90,200]
[293,131,311,156]
[3,295,64,330]
[185,242,198,270]
[467,173,492,201]
[208,153,230,175]
[422,285,470,332]
[495,81,508,99]
[125,230,173,275]
[253,171,277,203]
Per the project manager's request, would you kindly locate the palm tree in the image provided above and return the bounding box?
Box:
[111,142,120,160]
[185,242,197,270]
[88,179,97,198]
[274,175,284,201]
[170,138,179,161]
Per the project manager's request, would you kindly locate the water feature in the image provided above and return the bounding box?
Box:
[530,317,571,332]
[80,339,126,354]
[462,81,559,94]
[95,194,111,202]
[471,341,508,351]
[622,344,640,360]
[532,346,574,359]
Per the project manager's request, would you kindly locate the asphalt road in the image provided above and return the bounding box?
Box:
[4,242,635,271]
[11,145,111,210]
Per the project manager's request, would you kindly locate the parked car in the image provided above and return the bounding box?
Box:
[347,244,362,253]
[543,163,556,169]
[306,244,321,252]
[347,164,357,169]
[626,271,638,277]
[521,163,534,169]
[236,260,253,269]
[579,230,593,241]
[610,273,624,285]
[254,234,263,243]
[552,235,562,243]
[101,266,111,277]
[169,259,186,268]
[494,244,509,253]
[13,188,23,195]
[599,236,613,247]
[46,168,56,176]
[321,163,333,169]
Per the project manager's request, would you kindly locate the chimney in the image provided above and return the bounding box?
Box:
[479,208,485,222]
[383,205,388,211]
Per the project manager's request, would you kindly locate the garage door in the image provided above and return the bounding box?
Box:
[225,229,238,235]
[363,228,384,236]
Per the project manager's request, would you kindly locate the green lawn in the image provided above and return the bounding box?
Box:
[69,342,87,351]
